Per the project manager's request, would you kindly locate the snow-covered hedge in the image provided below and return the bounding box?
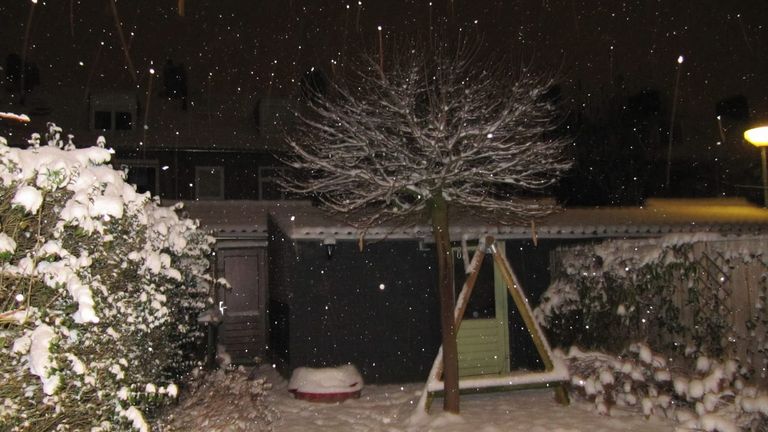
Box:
[535,235,768,363]
[537,235,768,428]
[564,343,767,431]
[0,124,213,431]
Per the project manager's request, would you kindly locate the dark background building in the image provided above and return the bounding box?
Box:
[0,1,767,203]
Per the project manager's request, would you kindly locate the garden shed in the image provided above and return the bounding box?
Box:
[183,198,768,383]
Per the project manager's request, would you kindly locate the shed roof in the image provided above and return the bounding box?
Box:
[175,198,768,242]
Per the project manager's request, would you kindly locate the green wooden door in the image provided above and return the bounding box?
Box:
[455,245,510,377]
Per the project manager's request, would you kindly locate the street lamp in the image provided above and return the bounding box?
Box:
[744,126,768,207]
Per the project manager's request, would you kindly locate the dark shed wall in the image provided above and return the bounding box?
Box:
[267,218,304,370]
[268,219,442,383]
[267,220,580,383]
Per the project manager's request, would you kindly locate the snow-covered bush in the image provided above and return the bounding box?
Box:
[535,236,768,364]
[0,124,213,431]
[564,343,767,431]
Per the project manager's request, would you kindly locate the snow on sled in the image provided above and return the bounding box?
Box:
[288,364,363,402]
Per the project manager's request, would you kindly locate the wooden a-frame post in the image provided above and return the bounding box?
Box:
[416,236,569,413]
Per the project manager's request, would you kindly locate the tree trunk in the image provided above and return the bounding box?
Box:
[429,192,460,413]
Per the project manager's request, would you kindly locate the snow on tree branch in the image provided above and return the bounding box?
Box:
[279,40,572,227]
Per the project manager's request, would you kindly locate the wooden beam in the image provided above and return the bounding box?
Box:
[453,240,488,329]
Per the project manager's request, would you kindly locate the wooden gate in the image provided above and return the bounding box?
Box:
[217,247,268,364]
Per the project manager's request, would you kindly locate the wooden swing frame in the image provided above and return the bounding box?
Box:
[418,236,569,412]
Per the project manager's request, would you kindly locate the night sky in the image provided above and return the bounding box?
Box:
[1,1,767,203]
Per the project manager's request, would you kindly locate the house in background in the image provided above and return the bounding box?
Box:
[181,198,768,384]
[2,1,767,205]
[0,2,330,202]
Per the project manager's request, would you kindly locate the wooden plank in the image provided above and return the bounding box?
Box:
[219,330,263,339]
[221,325,261,330]
[220,322,261,330]
[457,338,501,349]
[460,319,498,329]
[459,359,500,368]
[458,331,498,339]
[220,331,260,339]
[457,328,499,339]
[458,348,503,358]
[457,334,500,345]
[219,338,261,346]
[222,316,263,326]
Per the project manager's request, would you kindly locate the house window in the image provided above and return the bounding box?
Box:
[115,111,133,130]
[195,166,224,200]
[90,92,137,131]
[256,98,294,136]
[117,159,159,196]
[258,166,286,200]
[94,111,112,130]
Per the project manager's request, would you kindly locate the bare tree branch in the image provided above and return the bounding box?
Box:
[279,40,571,228]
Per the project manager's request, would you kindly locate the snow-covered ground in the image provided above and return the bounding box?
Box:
[160,366,675,432]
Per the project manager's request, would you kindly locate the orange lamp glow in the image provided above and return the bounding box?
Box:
[744,126,768,147]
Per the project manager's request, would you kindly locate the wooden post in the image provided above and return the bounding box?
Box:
[429,193,460,413]
[435,239,486,379]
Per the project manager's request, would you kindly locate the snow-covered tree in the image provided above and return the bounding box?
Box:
[280,40,571,412]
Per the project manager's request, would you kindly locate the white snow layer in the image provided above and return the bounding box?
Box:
[288,364,364,394]
[0,232,17,254]
[160,366,676,431]
[0,143,121,326]
[28,324,59,395]
[12,185,43,213]
[121,406,149,432]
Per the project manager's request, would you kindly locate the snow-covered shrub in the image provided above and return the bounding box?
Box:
[745,259,768,382]
[157,367,276,431]
[535,236,767,362]
[0,124,213,431]
[564,343,767,431]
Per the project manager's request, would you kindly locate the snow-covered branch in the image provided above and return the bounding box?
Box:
[279,41,571,227]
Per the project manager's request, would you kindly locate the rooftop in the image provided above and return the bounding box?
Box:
[176,198,768,242]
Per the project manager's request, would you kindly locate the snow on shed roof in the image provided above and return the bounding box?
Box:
[269,198,768,241]
[165,200,299,239]
[170,198,768,241]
